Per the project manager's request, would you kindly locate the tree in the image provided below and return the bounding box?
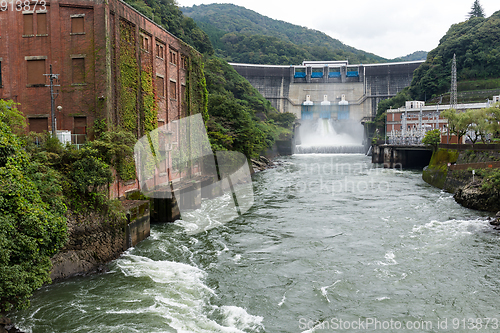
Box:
[463,108,489,144]
[468,0,485,19]
[0,101,67,311]
[442,109,469,143]
[422,129,441,150]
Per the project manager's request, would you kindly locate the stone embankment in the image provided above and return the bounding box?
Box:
[51,200,150,280]
[50,210,127,281]
[423,146,500,212]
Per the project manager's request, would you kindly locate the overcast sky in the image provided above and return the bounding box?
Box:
[176,0,499,59]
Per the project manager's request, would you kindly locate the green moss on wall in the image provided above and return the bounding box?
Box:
[185,48,209,124]
[119,22,139,136]
[141,66,158,134]
[422,148,460,189]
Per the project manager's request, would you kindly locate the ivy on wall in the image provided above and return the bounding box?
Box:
[141,65,158,134]
[119,21,139,137]
[186,47,209,124]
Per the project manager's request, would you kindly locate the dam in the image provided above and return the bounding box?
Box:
[230,60,423,151]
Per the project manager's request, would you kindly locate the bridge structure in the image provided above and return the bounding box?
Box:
[230,60,424,123]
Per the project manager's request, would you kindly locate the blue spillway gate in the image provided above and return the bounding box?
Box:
[328,72,341,78]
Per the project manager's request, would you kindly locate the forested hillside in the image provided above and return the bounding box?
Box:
[181,3,386,65]
[123,0,213,54]
[409,10,500,101]
[123,0,293,158]
[374,10,500,132]
[392,51,428,62]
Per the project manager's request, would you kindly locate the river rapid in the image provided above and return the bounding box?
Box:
[11,154,500,332]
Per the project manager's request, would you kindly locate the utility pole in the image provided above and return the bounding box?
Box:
[450,54,457,110]
[44,65,60,137]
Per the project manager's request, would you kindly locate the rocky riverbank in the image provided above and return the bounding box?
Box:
[251,155,279,172]
[423,148,500,212]
[0,315,23,333]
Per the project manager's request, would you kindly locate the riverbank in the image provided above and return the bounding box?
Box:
[11,154,500,332]
[251,155,278,172]
[422,146,500,212]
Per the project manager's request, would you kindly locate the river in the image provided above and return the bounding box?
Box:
[11,154,500,332]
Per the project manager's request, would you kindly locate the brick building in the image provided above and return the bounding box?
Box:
[0,0,197,141]
[385,99,499,145]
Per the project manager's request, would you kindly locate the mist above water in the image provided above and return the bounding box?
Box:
[295,118,365,154]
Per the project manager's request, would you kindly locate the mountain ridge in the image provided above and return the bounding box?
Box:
[181,3,391,65]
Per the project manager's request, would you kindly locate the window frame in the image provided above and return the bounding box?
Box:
[71,56,86,85]
[156,75,165,98]
[25,56,47,87]
[36,11,48,36]
[22,12,34,37]
[169,79,177,100]
[70,14,85,35]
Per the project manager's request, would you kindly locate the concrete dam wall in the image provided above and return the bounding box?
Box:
[230,60,423,122]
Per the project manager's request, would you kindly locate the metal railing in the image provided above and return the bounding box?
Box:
[71,134,87,149]
[388,127,443,146]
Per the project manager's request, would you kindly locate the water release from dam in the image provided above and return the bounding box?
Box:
[10,153,500,332]
[294,118,365,154]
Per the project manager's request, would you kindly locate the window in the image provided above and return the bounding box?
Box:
[72,58,85,83]
[23,13,34,35]
[71,16,84,34]
[26,59,46,86]
[37,13,47,35]
[73,116,87,134]
[169,49,177,65]
[156,76,164,97]
[29,117,48,133]
[140,34,150,52]
[170,80,176,99]
[180,55,187,69]
[23,12,48,36]
[156,43,164,59]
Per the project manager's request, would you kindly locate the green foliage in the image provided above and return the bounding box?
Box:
[441,109,469,142]
[70,152,112,195]
[457,78,500,91]
[93,118,108,139]
[206,94,264,157]
[123,0,213,55]
[181,3,386,65]
[441,106,500,143]
[392,51,428,62]
[481,169,500,193]
[203,56,292,157]
[141,68,158,134]
[268,112,296,130]
[119,22,139,136]
[0,100,26,135]
[186,50,209,122]
[0,107,67,312]
[409,10,500,100]
[422,129,441,149]
[468,0,485,19]
[88,129,137,182]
